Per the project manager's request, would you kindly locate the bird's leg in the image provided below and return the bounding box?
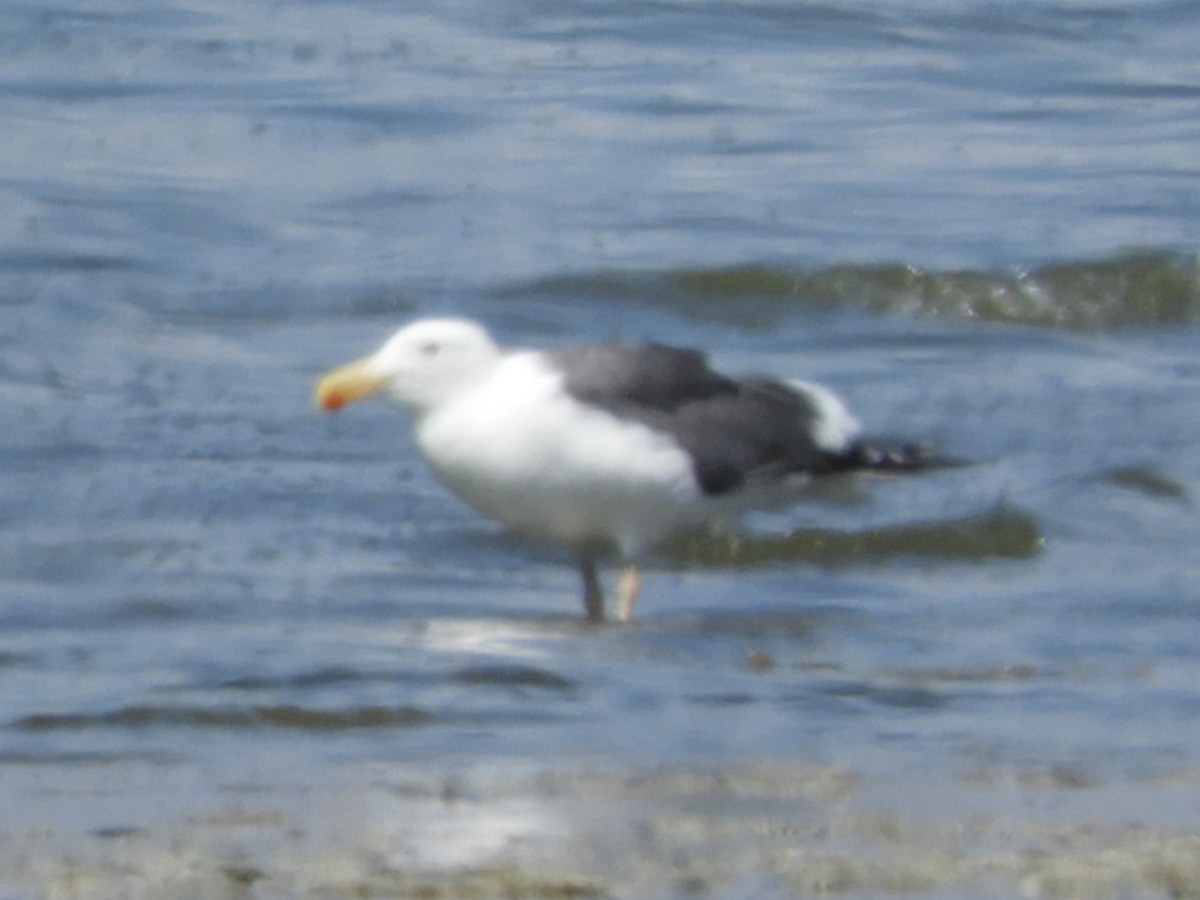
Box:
[615,564,643,623]
[578,556,605,623]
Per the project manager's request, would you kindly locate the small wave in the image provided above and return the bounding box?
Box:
[451,664,576,690]
[0,249,143,274]
[499,251,1200,329]
[13,703,432,731]
[662,503,1043,568]
[1098,465,1191,504]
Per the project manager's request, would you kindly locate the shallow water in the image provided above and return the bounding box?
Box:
[3,1,1200,897]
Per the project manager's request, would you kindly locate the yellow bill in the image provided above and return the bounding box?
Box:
[314,359,387,412]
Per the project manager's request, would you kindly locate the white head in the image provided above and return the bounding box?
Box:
[315,318,503,414]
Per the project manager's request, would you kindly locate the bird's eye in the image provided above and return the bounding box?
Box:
[419,342,441,357]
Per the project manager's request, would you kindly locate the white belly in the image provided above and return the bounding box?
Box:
[414,354,701,556]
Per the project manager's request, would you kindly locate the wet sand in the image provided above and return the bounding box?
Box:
[5,760,1200,899]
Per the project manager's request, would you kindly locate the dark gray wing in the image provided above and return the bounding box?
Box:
[551,342,858,495]
[551,343,735,412]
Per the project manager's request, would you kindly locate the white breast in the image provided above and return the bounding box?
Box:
[414,352,702,556]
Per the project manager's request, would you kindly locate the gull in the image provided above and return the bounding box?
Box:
[315,318,926,622]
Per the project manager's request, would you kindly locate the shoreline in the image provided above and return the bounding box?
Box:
[5,760,1200,898]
